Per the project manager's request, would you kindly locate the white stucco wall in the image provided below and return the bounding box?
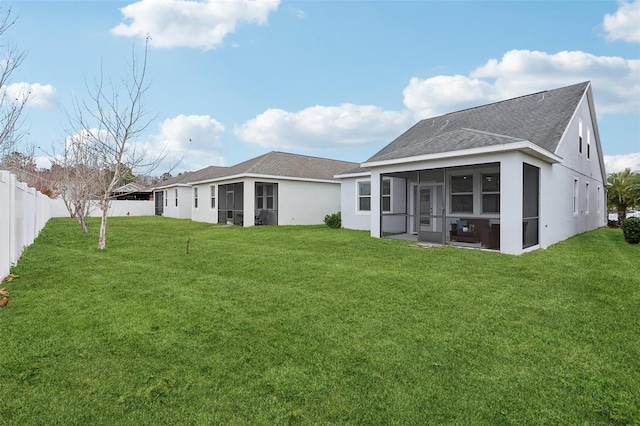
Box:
[191,182,218,223]
[189,178,342,227]
[340,176,372,231]
[276,179,341,226]
[159,186,192,219]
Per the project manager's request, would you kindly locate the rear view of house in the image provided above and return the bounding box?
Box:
[155,152,357,227]
[189,152,357,226]
[337,82,607,255]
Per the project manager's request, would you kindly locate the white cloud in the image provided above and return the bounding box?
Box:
[235,104,411,149]
[403,50,640,118]
[403,75,499,118]
[603,0,640,42]
[112,0,280,50]
[604,153,640,173]
[146,114,226,172]
[5,82,56,108]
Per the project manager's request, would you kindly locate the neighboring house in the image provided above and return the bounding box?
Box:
[153,166,227,218]
[111,183,153,200]
[337,81,607,255]
[188,151,358,226]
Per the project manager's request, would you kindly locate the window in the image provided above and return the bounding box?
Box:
[585,182,590,214]
[573,178,579,215]
[382,179,391,212]
[358,181,371,212]
[193,187,198,208]
[587,128,591,159]
[175,188,178,207]
[481,173,500,213]
[256,183,275,210]
[451,175,473,213]
[164,190,167,207]
[210,185,216,209]
[578,119,583,155]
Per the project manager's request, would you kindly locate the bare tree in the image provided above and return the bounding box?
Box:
[66,37,162,249]
[49,131,103,232]
[0,149,36,182]
[0,7,29,160]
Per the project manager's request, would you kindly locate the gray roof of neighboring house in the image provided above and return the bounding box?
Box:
[367,81,590,163]
[113,183,148,193]
[191,151,359,183]
[334,165,371,176]
[153,165,229,189]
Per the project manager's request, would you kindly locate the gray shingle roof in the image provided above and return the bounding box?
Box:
[190,151,359,183]
[367,82,590,163]
[154,165,229,189]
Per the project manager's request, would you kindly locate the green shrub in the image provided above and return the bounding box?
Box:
[323,211,341,229]
[620,217,640,244]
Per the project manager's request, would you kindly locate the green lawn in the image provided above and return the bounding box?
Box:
[1,217,639,424]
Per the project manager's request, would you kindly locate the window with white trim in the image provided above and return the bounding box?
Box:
[587,127,591,160]
[256,183,275,210]
[481,173,500,213]
[585,182,590,214]
[357,180,371,212]
[578,119,583,155]
[175,188,178,207]
[382,179,391,212]
[573,178,579,215]
[193,187,198,208]
[210,185,216,209]
[451,174,473,213]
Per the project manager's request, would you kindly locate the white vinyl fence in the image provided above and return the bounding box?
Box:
[50,199,155,218]
[0,170,51,281]
[1,170,155,281]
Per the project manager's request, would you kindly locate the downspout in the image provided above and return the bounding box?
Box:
[442,167,447,244]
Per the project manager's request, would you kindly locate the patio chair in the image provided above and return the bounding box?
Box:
[480,223,500,249]
[255,209,269,225]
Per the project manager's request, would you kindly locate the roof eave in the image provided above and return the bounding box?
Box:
[334,171,372,179]
[189,173,340,185]
[152,182,192,190]
[361,142,562,168]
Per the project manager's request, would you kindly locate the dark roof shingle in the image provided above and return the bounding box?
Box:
[189,152,359,183]
[367,81,589,163]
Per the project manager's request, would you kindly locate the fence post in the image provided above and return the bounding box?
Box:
[0,171,11,280]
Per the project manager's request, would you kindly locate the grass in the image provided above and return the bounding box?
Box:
[1,217,639,424]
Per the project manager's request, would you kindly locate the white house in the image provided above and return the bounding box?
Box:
[159,152,357,227]
[153,166,227,219]
[337,81,607,255]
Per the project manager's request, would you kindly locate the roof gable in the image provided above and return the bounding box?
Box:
[367,82,590,163]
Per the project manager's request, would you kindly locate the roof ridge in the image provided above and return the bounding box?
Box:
[431,81,590,122]
[267,150,357,164]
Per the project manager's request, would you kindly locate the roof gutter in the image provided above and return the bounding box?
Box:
[189,173,340,186]
[361,141,562,168]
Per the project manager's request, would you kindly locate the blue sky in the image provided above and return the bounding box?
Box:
[7,0,640,175]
